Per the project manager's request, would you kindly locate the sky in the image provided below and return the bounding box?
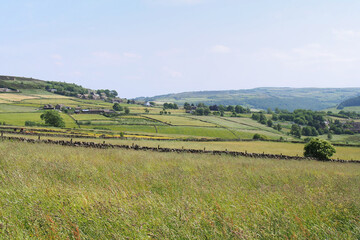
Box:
[1,0,360,98]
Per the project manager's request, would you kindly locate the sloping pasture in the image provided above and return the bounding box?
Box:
[0,141,358,239]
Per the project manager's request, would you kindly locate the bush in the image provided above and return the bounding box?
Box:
[113,103,123,111]
[304,138,336,160]
[25,121,43,127]
[253,133,267,140]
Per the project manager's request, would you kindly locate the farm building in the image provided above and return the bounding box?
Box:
[43,104,55,110]
[0,88,17,92]
[55,104,65,110]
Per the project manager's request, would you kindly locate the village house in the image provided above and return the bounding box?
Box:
[0,88,15,92]
[144,101,152,107]
[100,92,107,99]
[91,93,101,100]
[43,104,54,110]
[48,88,57,93]
[74,107,82,114]
[55,104,65,110]
[111,98,122,103]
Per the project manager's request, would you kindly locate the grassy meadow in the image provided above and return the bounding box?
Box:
[0,140,359,239]
[4,132,360,161]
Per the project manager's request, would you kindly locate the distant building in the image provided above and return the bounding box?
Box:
[100,92,107,99]
[91,94,100,100]
[55,104,65,110]
[74,107,81,114]
[43,104,54,110]
[0,88,18,92]
[111,98,122,103]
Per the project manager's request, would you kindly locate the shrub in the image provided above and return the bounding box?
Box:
[25,121,43,127]
[253,133,267,140]
[304,138,336,160]
[113,103,123,111]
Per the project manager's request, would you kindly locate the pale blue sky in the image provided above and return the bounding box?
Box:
[1,0,360,98]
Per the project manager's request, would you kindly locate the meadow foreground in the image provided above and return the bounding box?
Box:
[0,141,359,239]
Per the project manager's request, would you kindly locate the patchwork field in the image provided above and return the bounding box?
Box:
[0,141,359,239]
[156,126,236,139]
[0,99,10,104]
[0,104,38,113]
[71,114,110,121]
[144,115,217,127]
[80,124,158,134]
[0,112,77,128]
[0,93,37,101]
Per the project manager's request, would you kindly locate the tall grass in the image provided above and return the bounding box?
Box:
[0,141,359,239]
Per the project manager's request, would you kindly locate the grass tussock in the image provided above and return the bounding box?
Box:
[0,141,359,239]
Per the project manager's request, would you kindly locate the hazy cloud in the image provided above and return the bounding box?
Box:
[51,54,63,66]
[146,0,204,5]
[163,67,182,78]
[92,51,121,60]
[156,48,184,57]
[123,52,142,59]
[332,29,360,40]
[259,44,358,66]
[211,45,231,53]
[92,51,142,65]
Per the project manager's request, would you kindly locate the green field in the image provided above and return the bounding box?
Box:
[189,116,290,140]
[326,106,360,113]
[144,115,217,127]
[156,126,237,139]
[0,104,38,113]
[0,112,77,128]
[71,114,110,121]
[0,141,359,239]
[80,124,157,134]
[191,116,256,130]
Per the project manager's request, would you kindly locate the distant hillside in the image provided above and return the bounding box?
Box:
[136,88,360,111]
[337,95,360,109]
[0,75,118,100]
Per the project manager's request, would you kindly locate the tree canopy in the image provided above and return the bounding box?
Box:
[304,138,336,160]
[40,111,65,127]
[113,103,123,111]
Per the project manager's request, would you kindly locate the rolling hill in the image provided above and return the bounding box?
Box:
[136,87,360,111]
[337,95,360,109]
